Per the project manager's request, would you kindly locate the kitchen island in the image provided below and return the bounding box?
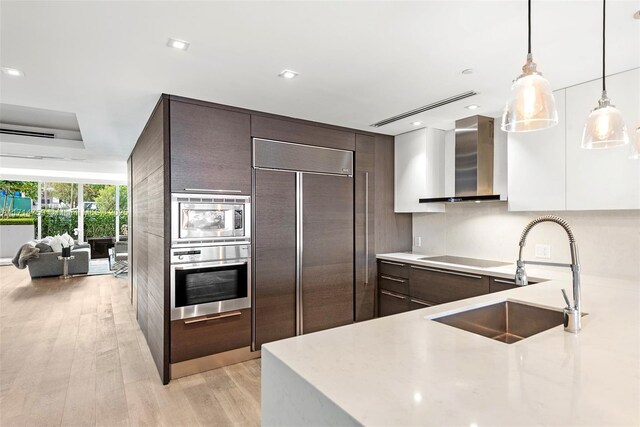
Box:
[261,256,640,426]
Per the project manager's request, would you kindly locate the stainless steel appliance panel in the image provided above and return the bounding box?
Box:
[171,193,251,246]
[454,116,494,197]
[171,244,251,320]
[253,138,353,176]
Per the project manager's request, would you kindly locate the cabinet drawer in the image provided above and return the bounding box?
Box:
[379,274,409,295]
[378,289,410,317]
[409,297,435,311]
[378,260,409,279]
[409,265,490,304]
[171,309,251,363]
[489,277,538,293]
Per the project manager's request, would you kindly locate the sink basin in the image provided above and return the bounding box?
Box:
[431,300,565,344]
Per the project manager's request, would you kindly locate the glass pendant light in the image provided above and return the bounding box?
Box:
[501,0,558,133]
[581,0,629,149]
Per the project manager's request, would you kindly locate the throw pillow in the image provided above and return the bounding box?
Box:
[49,235,64,252]
[35,242,53,253]
[61,232,74,247]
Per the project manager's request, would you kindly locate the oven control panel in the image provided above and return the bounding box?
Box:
[170,244,250,264]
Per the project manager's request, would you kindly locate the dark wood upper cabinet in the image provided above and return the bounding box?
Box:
[355,135,376,322]
[251,115,355,151]
[170,100,251,194]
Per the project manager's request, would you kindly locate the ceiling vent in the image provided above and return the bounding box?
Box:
[370,90,478,127]
[0,128,55,139]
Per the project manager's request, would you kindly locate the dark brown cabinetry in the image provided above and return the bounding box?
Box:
[253,166,354,349]
[377,259,540,318]
[489,277,537,293]
[251,115,355,151]
[355,134,376,322]
[379,290,410,317]
[170,100,251,194]
[130,94,412,383]
[409,265,490,304]
[253,169,297,349]
[171,309,251,363]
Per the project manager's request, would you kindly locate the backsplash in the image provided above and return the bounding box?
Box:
[413,203,640,281]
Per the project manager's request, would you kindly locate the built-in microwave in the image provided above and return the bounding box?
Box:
[171,193,250,246]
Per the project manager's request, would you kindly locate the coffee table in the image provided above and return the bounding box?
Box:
[57,255,75,279]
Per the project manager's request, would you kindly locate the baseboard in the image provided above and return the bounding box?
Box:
[170,346,260,380]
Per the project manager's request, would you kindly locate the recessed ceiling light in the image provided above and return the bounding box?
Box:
[278,69,299,79]
[1,67,24,77]
[465,104,480,110]
[410,121,423,126]
[634,10,640,19]
[167,38,190,51]
[461,69,474,75]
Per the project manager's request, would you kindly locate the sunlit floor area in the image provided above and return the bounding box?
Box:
[0,267,261,426]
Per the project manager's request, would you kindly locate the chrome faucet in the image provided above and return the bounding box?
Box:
[515,215,582,333]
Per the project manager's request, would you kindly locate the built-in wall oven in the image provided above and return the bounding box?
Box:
[171,193,250,246]
[170,244,251,320]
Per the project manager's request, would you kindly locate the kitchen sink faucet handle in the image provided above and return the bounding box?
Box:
[561,288,571,308]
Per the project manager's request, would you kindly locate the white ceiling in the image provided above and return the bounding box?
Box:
[1,0,639,180]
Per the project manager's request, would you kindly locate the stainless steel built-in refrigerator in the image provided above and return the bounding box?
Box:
[252,138,354,350]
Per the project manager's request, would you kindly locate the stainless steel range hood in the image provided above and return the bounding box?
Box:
[419,115,506,203]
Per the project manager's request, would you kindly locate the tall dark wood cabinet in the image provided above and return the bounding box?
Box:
[355,134,376,322]
[129,97,170,384]
[129,94,412,384]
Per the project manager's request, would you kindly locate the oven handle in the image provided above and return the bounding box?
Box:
[173,261,248,270]
[183,311,243,324]
[183,188,242,193]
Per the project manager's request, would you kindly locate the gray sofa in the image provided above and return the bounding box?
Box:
[27,243,91,279]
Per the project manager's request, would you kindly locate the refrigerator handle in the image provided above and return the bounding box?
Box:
[296,172,304,336]
[364,172,369,286]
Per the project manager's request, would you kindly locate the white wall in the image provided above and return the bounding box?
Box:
[413,203,640,281]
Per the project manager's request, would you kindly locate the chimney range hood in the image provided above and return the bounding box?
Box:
[419,115,506,204]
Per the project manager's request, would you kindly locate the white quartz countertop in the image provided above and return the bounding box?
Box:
[262,263,640,426]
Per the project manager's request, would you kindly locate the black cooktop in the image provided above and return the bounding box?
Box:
[419,255,511,269]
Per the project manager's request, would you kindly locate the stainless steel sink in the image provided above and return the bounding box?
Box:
[432,301,565,344]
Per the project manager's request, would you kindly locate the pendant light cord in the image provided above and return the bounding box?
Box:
[528,0,532,54]
[602,0,606,92]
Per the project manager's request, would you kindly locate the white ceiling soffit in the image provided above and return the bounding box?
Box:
[0,103,84,148]
[0,0,638,167]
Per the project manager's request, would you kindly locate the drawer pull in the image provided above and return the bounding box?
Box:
[380,260,405,267]
[184,188,242,193]
[380,275,406,283]
[410,298,433,307]
[410,265,483,280]
[493,278,517,285]
[184,311,242,324]
[380,290,406,300]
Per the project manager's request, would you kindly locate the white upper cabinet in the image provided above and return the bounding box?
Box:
[508,90,567,211]
[394,128,445,213]
[507,68,640,212]
[565,68,640,210]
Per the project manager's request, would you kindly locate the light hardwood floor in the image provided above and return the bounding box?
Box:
[0,266,261,426]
